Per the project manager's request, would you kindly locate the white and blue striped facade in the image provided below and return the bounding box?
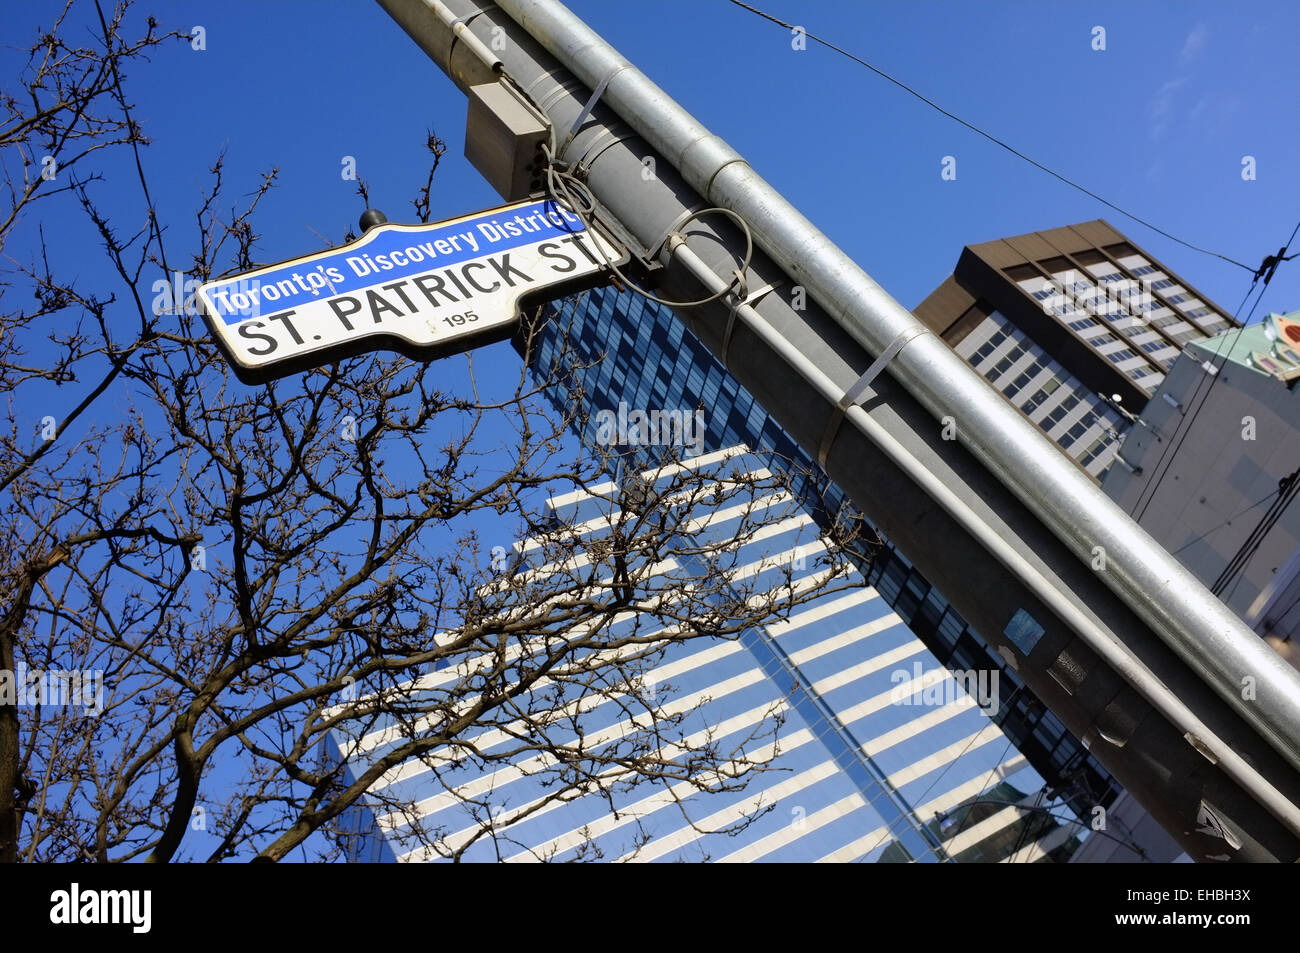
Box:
[326,448,1079,862]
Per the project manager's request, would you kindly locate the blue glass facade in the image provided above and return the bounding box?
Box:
[327,448,1082,861]
[523,287,1121,823]
[324,286,1123,863]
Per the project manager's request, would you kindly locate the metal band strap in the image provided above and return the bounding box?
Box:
[525,72,586,118]
[445,5,500,69]
[817,326,932,467]
[648,204,707,261]
[523,69,558,103]
[570,121,635,175]
[448,4,487,26]
[559,65,630,163]
[723,280,781,363]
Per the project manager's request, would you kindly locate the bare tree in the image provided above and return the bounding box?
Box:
[1,1,870,863]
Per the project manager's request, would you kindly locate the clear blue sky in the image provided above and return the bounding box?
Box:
[5,0,1298,859]
[13,0,1298,355]
[567,0,1300,316]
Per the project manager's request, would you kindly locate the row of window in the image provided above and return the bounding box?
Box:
[1030,254,1230,352]
[1003,356,1049,397]
[987,341,1030,378]
[1041,391,1083,431]
[1021,375,1064,414]
[970,327,1012,364]
[963,319,1106,472]
[1038,271,1173,370]
[1059,406,1104,449]
[1077,433,1113,469]
[1132,365,1163,383]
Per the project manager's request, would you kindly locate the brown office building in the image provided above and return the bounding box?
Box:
[915,220,1237,480]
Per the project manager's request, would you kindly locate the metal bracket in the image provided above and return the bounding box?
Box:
[570,120,636,176]
[444,4,501,77]
[558,65,630,164]
[524,71,586,121]
[449,4,488,26]
[723,280,782,363]
[817,326,932,467]
[648,204,707,262]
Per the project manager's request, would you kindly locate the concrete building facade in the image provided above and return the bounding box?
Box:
[1102,310,1300,667]
[914,220,1238,480]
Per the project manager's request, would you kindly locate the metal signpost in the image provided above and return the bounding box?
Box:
[199,197,621,382]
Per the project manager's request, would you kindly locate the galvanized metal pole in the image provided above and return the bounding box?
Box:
[372,0,1300,860]
[666,235,1300,839]
[486,0,1300,777]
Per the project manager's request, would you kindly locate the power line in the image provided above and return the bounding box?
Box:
[1170,490,1282,556]
[1132,217,1300,524]
[726,0,1256,273]
[1212,468,1300,597]
[1131,335,1239,526]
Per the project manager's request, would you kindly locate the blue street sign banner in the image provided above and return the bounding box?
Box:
[198,198,620,382]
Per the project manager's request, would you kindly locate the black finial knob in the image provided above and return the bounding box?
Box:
[359,208,388,232]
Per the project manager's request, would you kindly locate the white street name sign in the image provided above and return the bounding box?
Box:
[198,198,620,382]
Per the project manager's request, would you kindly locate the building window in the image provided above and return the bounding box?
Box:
[1077,436,1110,466]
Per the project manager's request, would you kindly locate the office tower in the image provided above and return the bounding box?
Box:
[327,445,1084,862]
[914,221,1238,480]
[522,288,1119,813]
[1103,310,1300,663]
[513,287,1135,848]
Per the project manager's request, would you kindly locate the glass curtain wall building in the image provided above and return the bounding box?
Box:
[521,286,1123,829]
[321,284,1148,863]
[327,447,1082,862]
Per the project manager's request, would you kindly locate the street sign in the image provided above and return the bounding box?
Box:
[198,198,622,383]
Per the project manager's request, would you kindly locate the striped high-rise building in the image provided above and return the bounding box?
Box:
[519,286,1123,830]
[327,447,1082,862]
[321,278,1157,861]
[915,221,1237,481]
